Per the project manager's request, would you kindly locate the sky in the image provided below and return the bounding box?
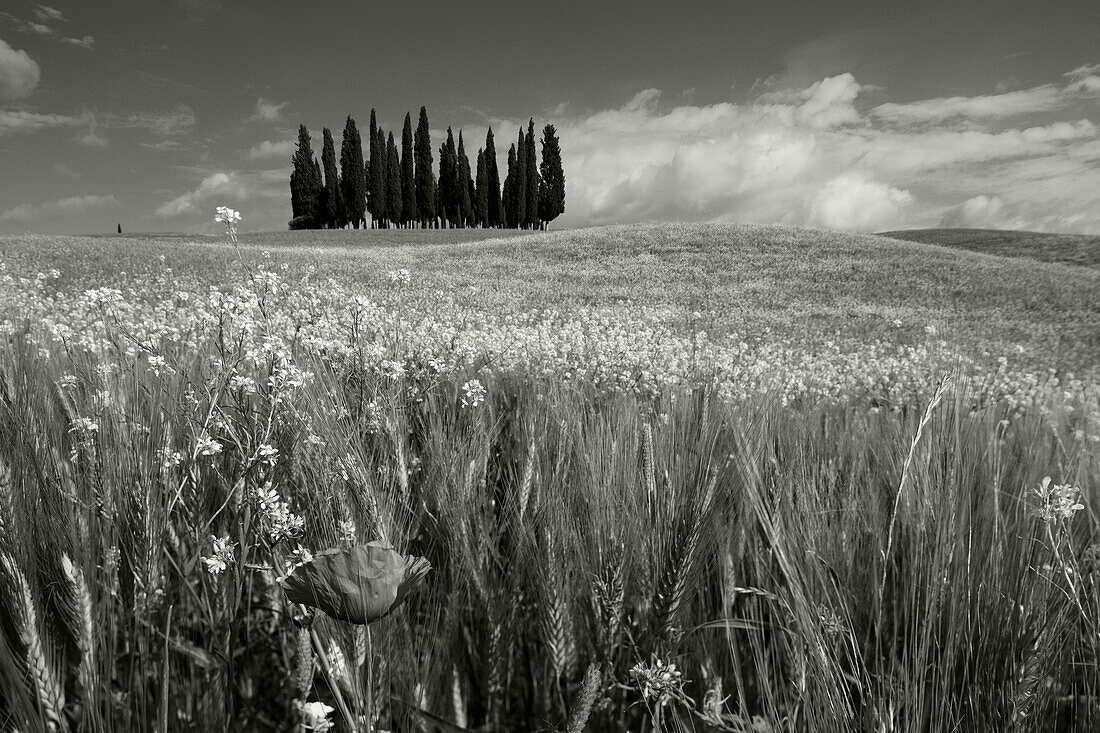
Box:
[0,0,1098,236]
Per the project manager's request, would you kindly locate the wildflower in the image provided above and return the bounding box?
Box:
[461,378,486,408]
[147,354,175,376]
[201,535,236,575]
[257,443,279,465]
[387,268,411,286]
[158,447,184,469]
[228,374,257,394]
[58,374,79,388]
[252,483,304,542]
[338,519,357,544]
[297,700,335,732]
[196,433,223,457]
[1033,476,1084,523]
[325,639,349,683]
[287,545,313,571]
[69,417,99,434]
[629,658,685,708]
[280,541,431,624]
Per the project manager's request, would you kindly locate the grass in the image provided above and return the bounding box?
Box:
[0,222,1098,731]
[881,228,1100,270]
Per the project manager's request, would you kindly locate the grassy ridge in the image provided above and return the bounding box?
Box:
[3,223,1100,371]
[882,228,1100,270]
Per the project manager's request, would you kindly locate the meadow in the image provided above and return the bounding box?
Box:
[0,222,1098,732]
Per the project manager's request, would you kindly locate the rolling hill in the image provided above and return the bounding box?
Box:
[880,228,1100,269]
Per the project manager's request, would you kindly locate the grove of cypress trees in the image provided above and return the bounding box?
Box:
[485,127,502,227]
[368,110,384,227]
[525,118,540,229]
[385,132,402,228]
[457,130,473,227]
[475,148,488,227]
[503,143,518,228]
[538,123,565,229]
[339,115,366,228]
[414,106,436,228]
[400,112,416,228]
[320,127,343,229]
[515,128,527,229]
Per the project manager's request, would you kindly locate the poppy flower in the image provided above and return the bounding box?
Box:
[280,541,431,624]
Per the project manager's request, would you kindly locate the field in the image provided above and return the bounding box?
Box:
[1,223,1099,732]
[881,228,1100,271]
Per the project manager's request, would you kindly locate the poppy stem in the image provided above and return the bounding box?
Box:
[364,624,373,733]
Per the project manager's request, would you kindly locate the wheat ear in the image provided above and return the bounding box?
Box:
[565,663,601,733]
[60,554,95,701]
[2,554,65,729]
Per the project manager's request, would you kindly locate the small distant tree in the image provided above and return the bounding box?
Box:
[515,128,527,229]
[400,112,416,228]
[320,127,343,228]
[475,148,488,227]
[457,131,473,227]
[339,115,366,228]
[503,143,518,228]
[385,132,402,229]
[538,123,565,229]
[485,127,502,227]
[414,106,436,228]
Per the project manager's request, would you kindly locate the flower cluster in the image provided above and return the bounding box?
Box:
[251,482,304,543]
[1033,476,1085,523]
[461,378,486,408]
[201,535,236,575]
[297,700,335,732]
[630,658,686,708]
[214,206,241,245]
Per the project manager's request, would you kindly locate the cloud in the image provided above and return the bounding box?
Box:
[810,175,912,230]
[1066,63,1100,94]
[60,35,94,50]
[871,85,1065,123]
[252,98,287,122]
[0,109,83,136]
[117,105,196,136]
[155,172,247,218]
[33,5,66,23]
[0,195,117,224]
[0,37,40,100]
[78,123,107,147]
[534,63,1100,234]
[939,195,1028,230]
[246,139,294,160]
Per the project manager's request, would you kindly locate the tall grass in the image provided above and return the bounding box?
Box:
[1,329,1097,731]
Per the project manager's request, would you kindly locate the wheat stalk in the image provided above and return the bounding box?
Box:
[2,553,65,729]
[518,437,536,522]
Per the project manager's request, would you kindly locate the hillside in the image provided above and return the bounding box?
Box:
[2,223,1099,371]
[881,228,1100,270]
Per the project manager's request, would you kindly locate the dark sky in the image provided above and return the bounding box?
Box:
[1,0,1098,233]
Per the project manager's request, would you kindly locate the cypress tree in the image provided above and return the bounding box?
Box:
[368,109,385,227]
[400,112,416,228]
[525,118,540,229]
[457,130,473,227]
[503,143,518,228]
[374,128,388,227]
[385,132,402,228]
[515,128,527,229]
[311,157,323,228]
[320,127,342,229]
[414,106,436,228]
[290,124,319,227]
[339,115,366,229]
[475,148,488,227]
[538,123,566,229]
[485,127,502,227]
[439,128,459,227]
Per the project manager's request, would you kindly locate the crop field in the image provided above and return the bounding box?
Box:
[882,228,1100,271]
[1,223,1099,732]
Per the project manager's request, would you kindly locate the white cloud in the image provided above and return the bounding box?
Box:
[61,35,94,50]
[155,172,247,218]
[939,195,1028,230]
[247,139,294,160]
[0,194,117,224]
[871,85,1064,123]
[0,109,83,136]
[532,63,1100,234]
[33,5,66,23]
[810,174,912,231]
[252,98,288,122]
[0,37,40,100]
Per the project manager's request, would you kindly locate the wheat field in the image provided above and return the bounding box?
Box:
[1,223,1098,732]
